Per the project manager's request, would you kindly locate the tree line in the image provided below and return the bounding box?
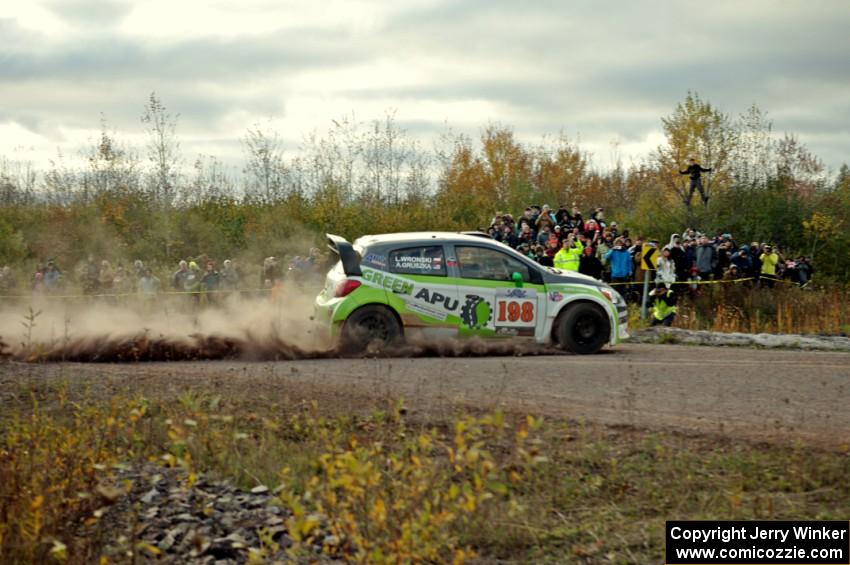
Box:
[1,92,848,281]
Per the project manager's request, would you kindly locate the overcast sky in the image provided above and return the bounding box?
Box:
[1,0,848,175]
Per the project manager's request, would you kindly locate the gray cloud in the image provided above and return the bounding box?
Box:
[0,28,368,82]
[1,0,848,172]
[45,0,134,28]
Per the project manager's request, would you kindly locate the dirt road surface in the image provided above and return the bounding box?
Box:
[2,343,849,446]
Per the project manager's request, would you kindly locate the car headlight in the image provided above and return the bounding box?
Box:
[601,288,623,305]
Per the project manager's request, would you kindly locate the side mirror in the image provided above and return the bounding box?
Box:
[511,271,524,287]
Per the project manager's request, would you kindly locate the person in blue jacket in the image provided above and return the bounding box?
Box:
[605,237,634,291]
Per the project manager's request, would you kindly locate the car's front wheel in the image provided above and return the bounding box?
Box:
[555,302,611,354]
[340,305,403,353]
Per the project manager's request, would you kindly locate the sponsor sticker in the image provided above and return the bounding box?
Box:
[504,288,528,299]
[362,269,413,295]
[407,301,448,321]
[548,291,564,302]
[363,253,387,268]
[414,288,459,312]
[460,295,492,329]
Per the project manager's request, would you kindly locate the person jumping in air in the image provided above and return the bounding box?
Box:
[679,158,712,205]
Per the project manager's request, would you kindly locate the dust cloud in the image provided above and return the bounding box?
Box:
[0,285,561,362]
[1,284,329,362]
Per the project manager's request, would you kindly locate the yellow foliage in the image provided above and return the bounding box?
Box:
[279,410,541,564]
[802,211,841,234]
[0,397,149,563]
[1,390,545,563]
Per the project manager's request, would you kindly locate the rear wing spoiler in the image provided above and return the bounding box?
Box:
[326,234,363,277]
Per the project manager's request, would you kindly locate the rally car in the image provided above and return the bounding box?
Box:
[314,232,628,354]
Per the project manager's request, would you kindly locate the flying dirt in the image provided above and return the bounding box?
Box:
[0,287,559,362]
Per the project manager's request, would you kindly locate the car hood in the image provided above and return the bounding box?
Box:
[542,267,606,287]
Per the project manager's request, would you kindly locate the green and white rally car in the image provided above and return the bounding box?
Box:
[314,232,628,354]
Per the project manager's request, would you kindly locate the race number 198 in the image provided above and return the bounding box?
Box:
[497,300,534,324]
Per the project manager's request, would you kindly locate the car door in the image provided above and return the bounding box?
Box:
[450,244,545,339]
[384,244,461,338]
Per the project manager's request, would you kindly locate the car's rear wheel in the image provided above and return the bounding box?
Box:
[556,302,610,354]
[341,305,402,353]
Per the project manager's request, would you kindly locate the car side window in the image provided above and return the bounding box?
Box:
[455,246,531,282]
[389,246,446,276]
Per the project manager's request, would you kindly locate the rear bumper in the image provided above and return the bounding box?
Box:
[314,294,344,340]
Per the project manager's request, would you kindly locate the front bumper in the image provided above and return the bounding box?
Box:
[616,304,629,342]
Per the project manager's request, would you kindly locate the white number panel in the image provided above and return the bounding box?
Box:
[494,288,537,328]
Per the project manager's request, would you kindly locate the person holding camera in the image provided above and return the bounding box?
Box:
[535,204,557,231]
[555,204,571,226]
[604,237,634,291]
[795,256,815,287]
[579,245,603,280]
[729,244,753,281]
[590,207,607,230]
[583,218,602,245]
[568,203,583,231]
[517,223,535,247]
[596,232,614,282]
[759,244,781,288]
[536,225,553,246]
[516,243,533,260]
[536,244,554,267]
[554,233,583,271]
[501,224,517,248]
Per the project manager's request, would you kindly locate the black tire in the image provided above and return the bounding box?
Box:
[555,302,611,355]
[341,305,403,352]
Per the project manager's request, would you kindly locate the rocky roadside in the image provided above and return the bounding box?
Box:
[89,464,340,564]
[631,327,850,351]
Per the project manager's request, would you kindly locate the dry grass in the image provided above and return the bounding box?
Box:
[629,285,850,335]
[1,373,848,563]
[678,285,850,334]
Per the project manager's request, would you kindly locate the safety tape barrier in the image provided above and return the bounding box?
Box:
[606,276,795,287]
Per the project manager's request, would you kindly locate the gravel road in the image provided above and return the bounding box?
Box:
[3,343,849,445]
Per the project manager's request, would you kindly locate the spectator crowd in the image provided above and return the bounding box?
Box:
[483,203,815,295]
[0,249,331,309]
[0,205,816,321]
